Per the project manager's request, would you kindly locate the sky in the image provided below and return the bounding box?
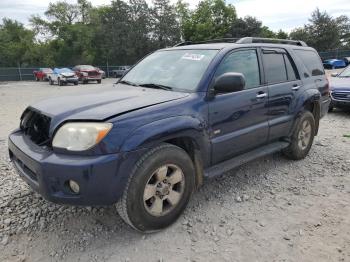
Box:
[0,0,350,32]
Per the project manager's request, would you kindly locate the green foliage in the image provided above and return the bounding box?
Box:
[181,0,236,41]
[229,16,277,38]
[0,1,350,68]
[0,19,35,67]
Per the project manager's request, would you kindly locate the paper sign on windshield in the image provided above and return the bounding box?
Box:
[181,53,205,61]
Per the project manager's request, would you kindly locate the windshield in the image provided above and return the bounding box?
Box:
[55,68,73,73]
[338,66,350,77]
[80,65,95,70]
[121,49,219,92]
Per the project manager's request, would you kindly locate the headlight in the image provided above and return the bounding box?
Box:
[52,122,112,151]
[82,72,88,76]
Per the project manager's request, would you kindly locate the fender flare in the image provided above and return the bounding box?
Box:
[120,115,210,165]
[290,89,321,137]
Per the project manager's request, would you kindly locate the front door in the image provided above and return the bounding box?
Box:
[208,49,269,165]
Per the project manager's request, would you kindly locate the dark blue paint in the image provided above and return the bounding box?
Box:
[9,43,331,205]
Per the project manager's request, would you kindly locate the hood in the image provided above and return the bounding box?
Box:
[61,72,76,77]
[329,77,350,92]
[31,84,189,130]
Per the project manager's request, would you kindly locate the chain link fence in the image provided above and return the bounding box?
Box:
[319,49,350,60]
[2,50,350,82]
[0,65,128,81]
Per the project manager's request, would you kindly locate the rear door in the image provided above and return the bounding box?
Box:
[262,48,303,142]
[208,48,269,164]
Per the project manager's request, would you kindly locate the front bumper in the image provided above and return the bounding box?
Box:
[330,92,350,108]
[62,78,78,84]
[8,131,146,206]
[81,76,101,81]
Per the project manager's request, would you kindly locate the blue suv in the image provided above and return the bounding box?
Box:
[8,37,330,232]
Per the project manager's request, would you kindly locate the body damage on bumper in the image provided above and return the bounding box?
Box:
[8,131,148,206]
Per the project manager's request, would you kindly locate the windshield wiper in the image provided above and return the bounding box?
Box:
[139,83,173,91]
[118,80,139,86]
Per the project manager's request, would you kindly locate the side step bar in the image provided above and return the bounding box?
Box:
[204,141,289,178]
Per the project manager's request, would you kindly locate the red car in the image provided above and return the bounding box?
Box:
[73,65,102,84]
[33,68,53,81]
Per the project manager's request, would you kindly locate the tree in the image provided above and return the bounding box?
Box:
[182,0,237,41]
[290,8,350,51]
[152,0,181,48]
[0,19,35,67]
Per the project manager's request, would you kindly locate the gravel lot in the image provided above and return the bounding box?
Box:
[0,78,349,262]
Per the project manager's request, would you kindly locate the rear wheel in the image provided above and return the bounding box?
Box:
[283,111,315,160]
[116,144,195,232]
[49,78,53,85]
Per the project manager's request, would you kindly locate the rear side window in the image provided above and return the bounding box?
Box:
[284,54,297,81]
[263,53,287,84]
[294,50,324,77]
[215,49,261,89]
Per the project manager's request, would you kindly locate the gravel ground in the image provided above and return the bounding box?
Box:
[0,78,349,262]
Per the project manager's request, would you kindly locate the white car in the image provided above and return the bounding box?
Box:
[48,68,79,86]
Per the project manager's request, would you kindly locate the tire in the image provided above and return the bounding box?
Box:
[49,78,53,85]
[283,111,315,160]
[74,81,78,85]
[58,78,63,86]
[97,79,101,84]
[116,143,195,232]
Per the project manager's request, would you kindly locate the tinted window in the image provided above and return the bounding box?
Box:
[263,53,287,84]
[215,49,260,89]
[284,54,297,81]
[294,50,324,76]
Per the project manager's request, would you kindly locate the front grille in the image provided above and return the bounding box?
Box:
[20,108,51,146]
[332,92,350,101]
[88,71,99,76]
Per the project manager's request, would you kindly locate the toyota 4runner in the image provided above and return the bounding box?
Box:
[8,37,330,232]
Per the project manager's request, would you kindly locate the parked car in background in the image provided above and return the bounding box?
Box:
[95,67,106,79]
[112,66,131,78]
[9,37,330,232]
[323,59,346,69]
[33,68,53,81]
[73,65,102,84]
[329,65,350,112]
[343,57,350,66]
[48,68,79,86]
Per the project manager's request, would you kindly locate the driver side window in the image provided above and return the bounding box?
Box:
[215,49,261,89]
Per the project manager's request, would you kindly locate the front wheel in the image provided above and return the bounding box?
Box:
[97,79,101,84]
[283,111,315,160]
[116,144,195,232]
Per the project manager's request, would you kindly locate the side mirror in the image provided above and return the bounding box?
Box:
[330,72,338,77]
[214,73,245,93]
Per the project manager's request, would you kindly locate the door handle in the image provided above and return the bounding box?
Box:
[292,85,300,91]
[256,92,267,98]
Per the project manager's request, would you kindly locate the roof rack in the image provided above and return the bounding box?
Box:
[174,38,239,47]
[174,37,308,47]
[236,37,307,46]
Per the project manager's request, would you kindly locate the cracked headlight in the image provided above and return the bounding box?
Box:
[52,122,112,151]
